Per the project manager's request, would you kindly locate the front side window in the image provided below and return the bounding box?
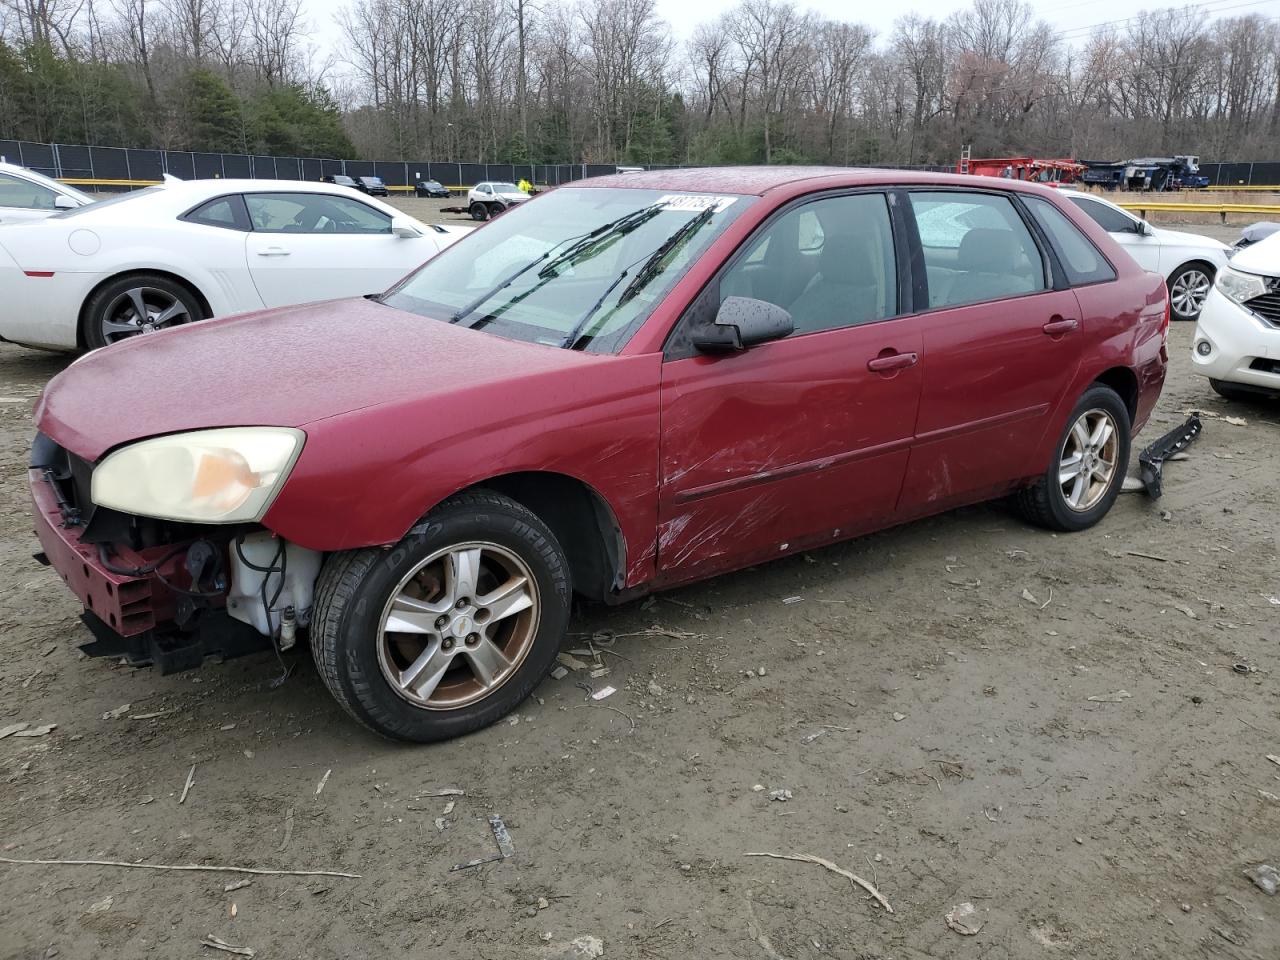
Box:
[909,191,1047,308]
[0,172,56,210]
[244,193,391,234]
[719,193,898,335]
[382,187,752,353]
[1025,196,1116,286]
[1068,195,1138,234]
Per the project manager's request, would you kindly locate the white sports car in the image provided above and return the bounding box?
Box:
[0,178,469,351]
[1061,190,1229,322]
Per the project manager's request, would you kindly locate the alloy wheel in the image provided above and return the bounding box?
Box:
[101,286,193,344]
[1059,408,1119,512]
[376,541,540,710]
[1169,268,1211,320]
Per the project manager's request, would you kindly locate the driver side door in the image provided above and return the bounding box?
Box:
[243,192,437,307]
[656,191,923,583]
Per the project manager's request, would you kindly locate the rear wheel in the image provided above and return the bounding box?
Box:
[470,202,489,221]
[1014,384,1131,532]
[311,491,570,742]
[1167,262,1214,322]
[82,274,205,351]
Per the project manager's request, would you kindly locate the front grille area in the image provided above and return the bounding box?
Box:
[1248,357,1280,375]
[1244,276,1280,326]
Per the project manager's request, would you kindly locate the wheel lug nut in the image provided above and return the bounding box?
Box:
[442,638,454,650]
[466,633,479,645]
[456,598,469,609]
[435,616,448,629]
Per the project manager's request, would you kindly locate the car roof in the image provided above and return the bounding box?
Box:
[573,165,1061,197]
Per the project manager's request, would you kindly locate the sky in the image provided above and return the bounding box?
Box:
[299,0,1280,77]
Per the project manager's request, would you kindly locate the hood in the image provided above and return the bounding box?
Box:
[36,297,603,461]
[1151,225,1229,251]
[1227,231,1280,274]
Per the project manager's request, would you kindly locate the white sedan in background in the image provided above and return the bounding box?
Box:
[0,161,95,224]
[1062,190,1229,322]
[0,179,469,351]
[1192,231,1280,400]
[466,181,531,221]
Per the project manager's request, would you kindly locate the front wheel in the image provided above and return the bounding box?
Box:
[1014,384,1131,532]
[1167,262,1214,322]
[469,202,489,221]
[311,491,570,742]
[81,274,206,350]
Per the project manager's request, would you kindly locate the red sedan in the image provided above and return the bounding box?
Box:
[30,167,1169,741]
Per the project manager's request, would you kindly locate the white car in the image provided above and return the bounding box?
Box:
[1062,190,1229,322]
[1191,232,1280,400]
[0,178,469,351]
[0,161,94,224]
[466,181,530,221]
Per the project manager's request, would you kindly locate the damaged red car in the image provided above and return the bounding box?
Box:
[30,167,1169,742]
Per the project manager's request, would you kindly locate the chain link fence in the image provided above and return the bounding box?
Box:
[2,139,1277,190]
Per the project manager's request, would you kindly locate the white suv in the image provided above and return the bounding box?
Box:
[1192,233,1280,400]
[0,161,94,224]
[466,182,530,221]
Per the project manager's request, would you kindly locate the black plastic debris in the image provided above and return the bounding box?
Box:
[1139,414,1202,499]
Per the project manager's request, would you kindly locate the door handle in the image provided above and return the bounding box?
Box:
[257,246,291,257]
[867,352,919,373]
[1042,317,1078,335]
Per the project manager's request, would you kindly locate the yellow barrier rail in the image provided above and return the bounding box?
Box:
[59,177,473,194]
[1114,200,1280,223]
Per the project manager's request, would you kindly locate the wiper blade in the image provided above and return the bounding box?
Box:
[616,206,716,307]
[536,203,664,279]
[449,203,665,327]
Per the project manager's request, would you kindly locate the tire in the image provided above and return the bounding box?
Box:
[81,273,206,351]
[470,202,489,221]
[311,491,571,742]
[1167,261,1214,322]
[1014,384,1131,533]
[1210,378,1274,402]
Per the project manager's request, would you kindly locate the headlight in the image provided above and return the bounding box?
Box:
[1217,266,1267,305]
[91,427,304,523]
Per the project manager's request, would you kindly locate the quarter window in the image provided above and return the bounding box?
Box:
[719,193,898,335]
[909,192,1047,308]
[1024,196,1116,286]
[0,172,57,210]
[244,192,391,234]
[185,195,248,231]
[1067,195,1138,234]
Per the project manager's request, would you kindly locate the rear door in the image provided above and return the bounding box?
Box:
[657,191,924,581]
[243,192,438,307]
[897,189,1084,512]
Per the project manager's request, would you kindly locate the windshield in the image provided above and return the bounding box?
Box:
[50,186,159,219]
[363,177,383,185]
[382,187,751,353]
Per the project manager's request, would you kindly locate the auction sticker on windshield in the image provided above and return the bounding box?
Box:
[657,195,738,212]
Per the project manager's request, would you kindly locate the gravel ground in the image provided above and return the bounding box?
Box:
[1,239,1278,959]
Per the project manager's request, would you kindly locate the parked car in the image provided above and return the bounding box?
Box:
[416,179,450,198]
[1192,231,1280,400]
[321,174,360,189]
[1233,221,1280,252]
[0,178,468,351]
[29,168,1168,742]
[356,176,389,197]
[1061,189,1228,321]
[0,161,94,224]
[467,181,530,220]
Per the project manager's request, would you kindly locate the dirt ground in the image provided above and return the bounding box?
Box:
[2,226,1279,960]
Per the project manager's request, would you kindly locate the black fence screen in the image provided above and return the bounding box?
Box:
[3,139,1278,190]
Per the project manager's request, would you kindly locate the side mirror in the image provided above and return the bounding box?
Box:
[692,296,793,353]
[1137,220,1153,236]
[391,216,423,239]
[54,195,78,210]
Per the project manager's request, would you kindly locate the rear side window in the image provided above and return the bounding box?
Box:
[909,192,1047,308]
[0,171,56,210]
[1024,196,1116,286]
[1068,196,1136,234]
[184,195,249,231]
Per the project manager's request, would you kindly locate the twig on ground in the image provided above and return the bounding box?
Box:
[744,852,893,913]
[201,935,255,957]
[1126,550,1169,563]
[277,807,294,853]
[573,703,636,732]
[0,856,360,878]
[179,764,196,804]
[315,768,332,796]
